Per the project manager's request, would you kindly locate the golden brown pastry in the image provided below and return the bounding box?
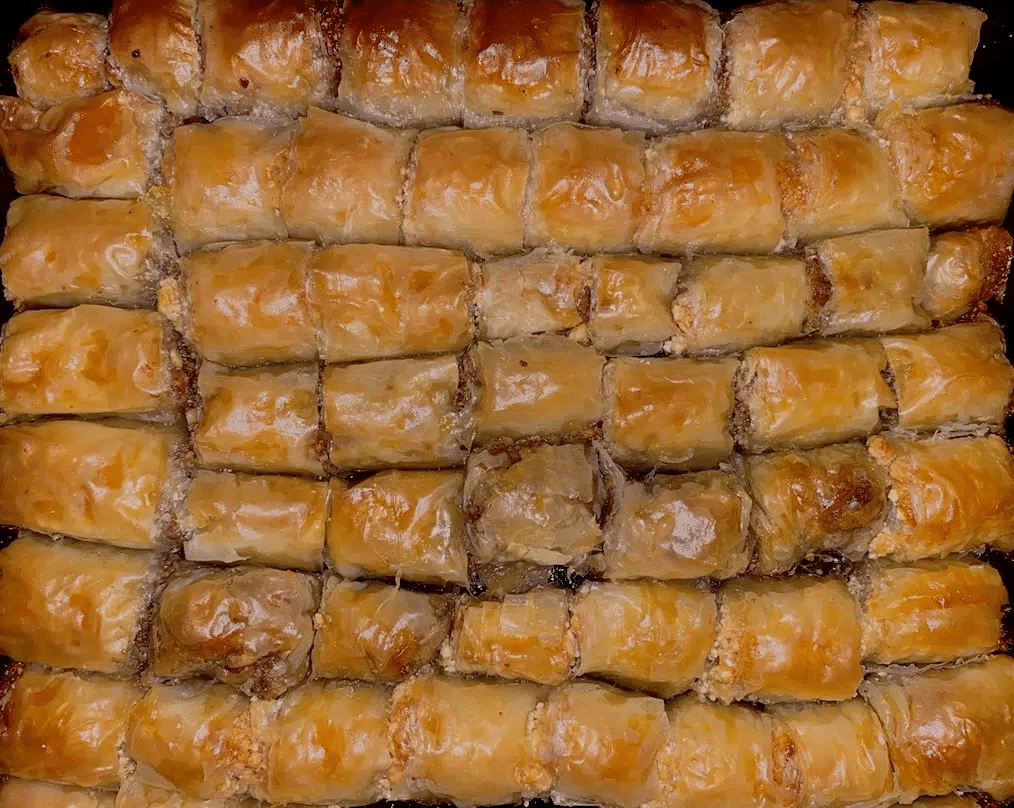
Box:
[198,0,332,116]
[671,255,813,355]
[856,558,1007,665]
[867,434,1014,560]
[309,244,472,363]
[703,577,863,703]
[473,335,605,443]
[604,356,737,470]
[0,419,184,549]
[406,127,529,255]
[589,255,679,355]
[0,780,115,808]
[192,364,323,476]
[281,108,412,245]
[861,656,1014,801]
[920,226,1013,324]
[337,0,463,126]
[723,0,856,130]
[736,339,895,452]
[589,0,721,131]
[638,130,790,254]
[9,12,109,109]
[108,0,202,117]
[0,532,158,675]
[313,578,452,681]
[572,580,717,697]
[251,681,390,805]
[115,778,256,807]
[0,665,141,789]
[166,118,292,253]
[390,676,550,806]
[182,471,328,571]
[604,469,751,580]
[880,103,1014,229]
[0,89,164,198]
[327,471,469,586]
[323,355,471,470]
[0,195,165,308]
[744,443,887,574]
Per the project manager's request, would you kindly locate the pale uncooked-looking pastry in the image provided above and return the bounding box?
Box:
[589,254,680,355]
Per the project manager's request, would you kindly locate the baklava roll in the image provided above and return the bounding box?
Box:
[867,434,1014,560]
[735,339,895,452]
[336,0,463,126]
[589,0,721,132]
[476,250,589,340]
[670,255,814,356]
[152,565,318,698]
[0,306,180,421]
[638,130,790,254]
[473,336,605,443]
[390,676,550,806]
[0,665,141,789]
[167,241,316,367]
[281,108,412,245]
[114,778,254,807]
[107,0,202,117]
[0,90,164,199]
[327,471,469,586]
[323,355,471,470]
[543,681,667,808]
[882,321,1014,434]
[604,356,737,471]
[0,419,185,549]
[192,363,323,476]
[308,245,472,363]
[703,577,864,704]
[861,655,1014,801]
[920,226,1013,325]
[879,103,1014,230]
[856,558,1007,665]
[197,0,332,116]
[182,471,328,571]
[126,682,255,801]
[744,443,888,575]
[405,127,530,255]
[0,780,115,808]
[464,442,602,567]
[588,255,679,356]
[446,589,575,686]
[250,681,390,805]
[604,469,751,580]
[9,12,109,110]
[0,532,160,675]
[166,118,291,253]
[722,0,855,130]
[571,580,717,697]
[0,196,166,308]
[313,578,452,681]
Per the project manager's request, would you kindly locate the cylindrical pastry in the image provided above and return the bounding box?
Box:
[604,469,751,580]
[0,780,115,808]
[588,255,679,355]
[0,665,141,789]
[703,577,864,704]
[182,471,329,571]
[313,578,453,682]
[571,580,717,697]
[192,363,324,476]
[861,655,1014,801]
[867,434,1014,560]
[0,306,181,420]
[855,558,1008,665]
[326,471,469,586]
[604,356,737,471]
[0,532,160,675]
[0,419,185,549]
[0,90,164,199]
[919,226,1013,324]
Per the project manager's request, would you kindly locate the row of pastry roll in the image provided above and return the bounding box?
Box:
[2,656,1013,806]
[3,0,991,132]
